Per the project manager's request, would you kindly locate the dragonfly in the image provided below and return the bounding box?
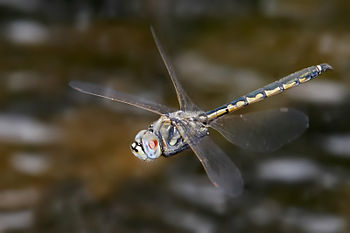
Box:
[69,27,332,197]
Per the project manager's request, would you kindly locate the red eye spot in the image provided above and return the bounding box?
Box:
[148,139,158,149]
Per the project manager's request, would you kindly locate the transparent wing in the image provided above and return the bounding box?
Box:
[151,27,200,112]
[182,126,243,197]
[209,108,309,152]
[69,80,174,115]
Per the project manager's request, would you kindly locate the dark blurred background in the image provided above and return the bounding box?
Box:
[0,0,349,233]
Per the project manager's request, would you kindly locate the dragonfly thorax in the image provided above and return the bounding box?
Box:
[156,110,208,157]
[130,110,208,160]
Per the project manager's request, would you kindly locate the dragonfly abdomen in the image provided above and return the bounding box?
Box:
[207,63,332,121]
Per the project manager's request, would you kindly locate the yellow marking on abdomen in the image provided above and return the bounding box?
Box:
[264,87,281,97]
[227,104,237,112]
[206,112,216,120]
[298,76,309,83]
[282,81,298,90]
[216,108,227,116]
[246,93,265,104]
[236,100,246,107]
[207,108,226,119]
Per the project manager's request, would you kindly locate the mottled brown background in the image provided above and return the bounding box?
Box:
[0,1,349,233]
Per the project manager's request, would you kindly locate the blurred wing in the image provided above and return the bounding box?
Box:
[69,80,174,115]
[184,130,243,197]
[210,108,309,152]
[151,27,200,112]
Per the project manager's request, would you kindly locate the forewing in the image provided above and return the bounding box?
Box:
[151,27,200,112]
[184,129,243,197]
[69,80,174,115]
[210,108,309,152]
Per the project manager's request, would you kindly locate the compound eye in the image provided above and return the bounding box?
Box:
[134,130,147,143]
[148,139,158,150]
[142,132,161,159]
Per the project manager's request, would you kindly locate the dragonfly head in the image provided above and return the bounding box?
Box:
[131,129,162,161]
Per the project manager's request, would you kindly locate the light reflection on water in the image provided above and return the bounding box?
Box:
[0,114,61,144]
[323,134,350,157]
[11,152,50,175]
[257,157,321,183]
[4,20,48,45]
[0,1,349,232]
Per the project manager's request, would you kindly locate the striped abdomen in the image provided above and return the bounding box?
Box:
[206,63,332,121]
